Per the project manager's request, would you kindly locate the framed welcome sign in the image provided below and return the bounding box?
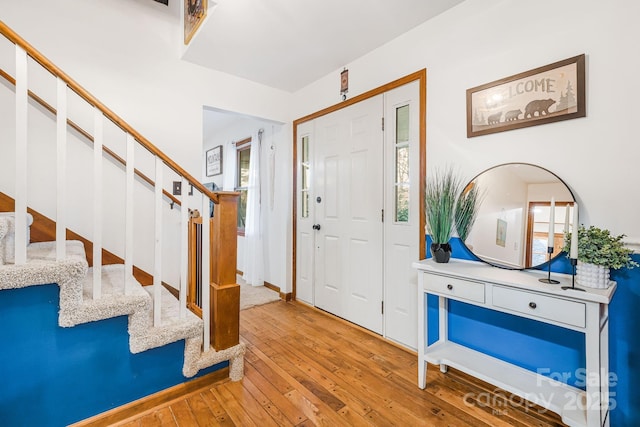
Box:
[467,54,586,138]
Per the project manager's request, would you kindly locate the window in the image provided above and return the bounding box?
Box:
[394,104,410,222]
[235,138,251,234]
[300,136,310,218]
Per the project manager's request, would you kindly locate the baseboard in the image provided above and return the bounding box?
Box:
[70,367,229,427]
[263,281,292,301]
[263,281,279,293]
[280,291,293,301]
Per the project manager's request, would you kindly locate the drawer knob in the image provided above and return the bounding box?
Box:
[529,302,537,309]
[447,284,453,290]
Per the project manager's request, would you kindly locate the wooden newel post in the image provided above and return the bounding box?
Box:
[209,192,240,351]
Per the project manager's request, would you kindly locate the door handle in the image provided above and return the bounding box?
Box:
[312,224,321,231]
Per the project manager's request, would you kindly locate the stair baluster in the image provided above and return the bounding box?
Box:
[201,192,211,349]
[125,134,135,294]
[56,77,67,261]
[179,176,189,318]
[14,44,27,265]
[153,156,163,327]
[93,109,103,299]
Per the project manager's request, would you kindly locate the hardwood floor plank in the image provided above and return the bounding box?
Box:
[168,400,199,427]
[244,362,308,426]
[207,381,265,427]
[271,337,374,417]
[155,408,178,427]
[241,374,296,426]
[198,390,236,426]
[243,347,295,395]
[185,394,217,427]
[249,346,348,426]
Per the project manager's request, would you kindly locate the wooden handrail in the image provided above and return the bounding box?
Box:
[0,20,219,205]
[0,68,182,207]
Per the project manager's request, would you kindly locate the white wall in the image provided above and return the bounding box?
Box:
[292,0,640,245]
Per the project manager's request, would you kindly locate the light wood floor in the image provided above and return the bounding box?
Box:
[116,301,566,426]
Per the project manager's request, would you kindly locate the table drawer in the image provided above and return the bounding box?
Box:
[424,273,485,304]
[492,286,586,328]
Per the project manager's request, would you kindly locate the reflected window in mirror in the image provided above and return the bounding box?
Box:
[526,202,575,267]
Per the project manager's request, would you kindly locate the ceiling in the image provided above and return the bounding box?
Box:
[182,0,464,93]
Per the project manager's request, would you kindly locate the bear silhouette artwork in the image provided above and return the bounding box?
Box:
[524,99,556,119]
[487,112,502,125]
[504,109,522,122]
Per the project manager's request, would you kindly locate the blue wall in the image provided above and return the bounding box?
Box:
[0,284,227,427]
[425,237,639,425]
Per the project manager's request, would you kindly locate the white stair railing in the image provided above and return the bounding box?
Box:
[2,20,240,352]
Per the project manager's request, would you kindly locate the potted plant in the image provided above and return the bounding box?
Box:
[563,225,638,288]
[426,168,484,263]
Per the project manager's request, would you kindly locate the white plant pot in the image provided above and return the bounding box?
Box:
[576,261,612,289]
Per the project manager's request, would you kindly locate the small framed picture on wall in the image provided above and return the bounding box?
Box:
[184,0,207,44]
[206,145,223,176]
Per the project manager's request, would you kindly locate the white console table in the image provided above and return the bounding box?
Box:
[413,259,616,427]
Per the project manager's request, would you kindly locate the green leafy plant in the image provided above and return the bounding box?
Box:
[563,225,638,270]
[455,181,484,242]
[425,168,462,245]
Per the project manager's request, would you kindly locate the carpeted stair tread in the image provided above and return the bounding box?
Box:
[61,264,152,328]
[0,240,88,292]
[131,284,203,354]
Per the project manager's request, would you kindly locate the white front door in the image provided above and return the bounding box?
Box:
[313,95,384,334]
[294,80,421,345]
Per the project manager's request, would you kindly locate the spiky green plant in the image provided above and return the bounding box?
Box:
[425,168,462,244]
[563,225,638,270]
[455,182,484,242]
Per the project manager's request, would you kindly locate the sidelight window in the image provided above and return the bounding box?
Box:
[301,136,310,218]
[394,105,410,223]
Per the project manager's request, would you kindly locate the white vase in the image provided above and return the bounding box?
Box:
[576,261,611,289]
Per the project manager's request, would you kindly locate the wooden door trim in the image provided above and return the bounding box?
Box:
[292,69,427,300]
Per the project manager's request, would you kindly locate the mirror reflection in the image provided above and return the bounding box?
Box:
[462,163,575,270]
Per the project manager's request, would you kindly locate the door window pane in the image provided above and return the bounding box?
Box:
[301,136,310,218]
[394,105,410,223]
[396,105,410,143]
[395,184,409,222]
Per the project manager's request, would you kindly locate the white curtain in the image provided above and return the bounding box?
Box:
[242,131,264,286]
[268,131,276,211]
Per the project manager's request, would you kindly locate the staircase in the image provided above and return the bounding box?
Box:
[0,21,243,424]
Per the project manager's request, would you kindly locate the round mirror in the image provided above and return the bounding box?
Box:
[462,163,575,270]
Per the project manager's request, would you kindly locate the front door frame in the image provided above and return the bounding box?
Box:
[292,69,427,300]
